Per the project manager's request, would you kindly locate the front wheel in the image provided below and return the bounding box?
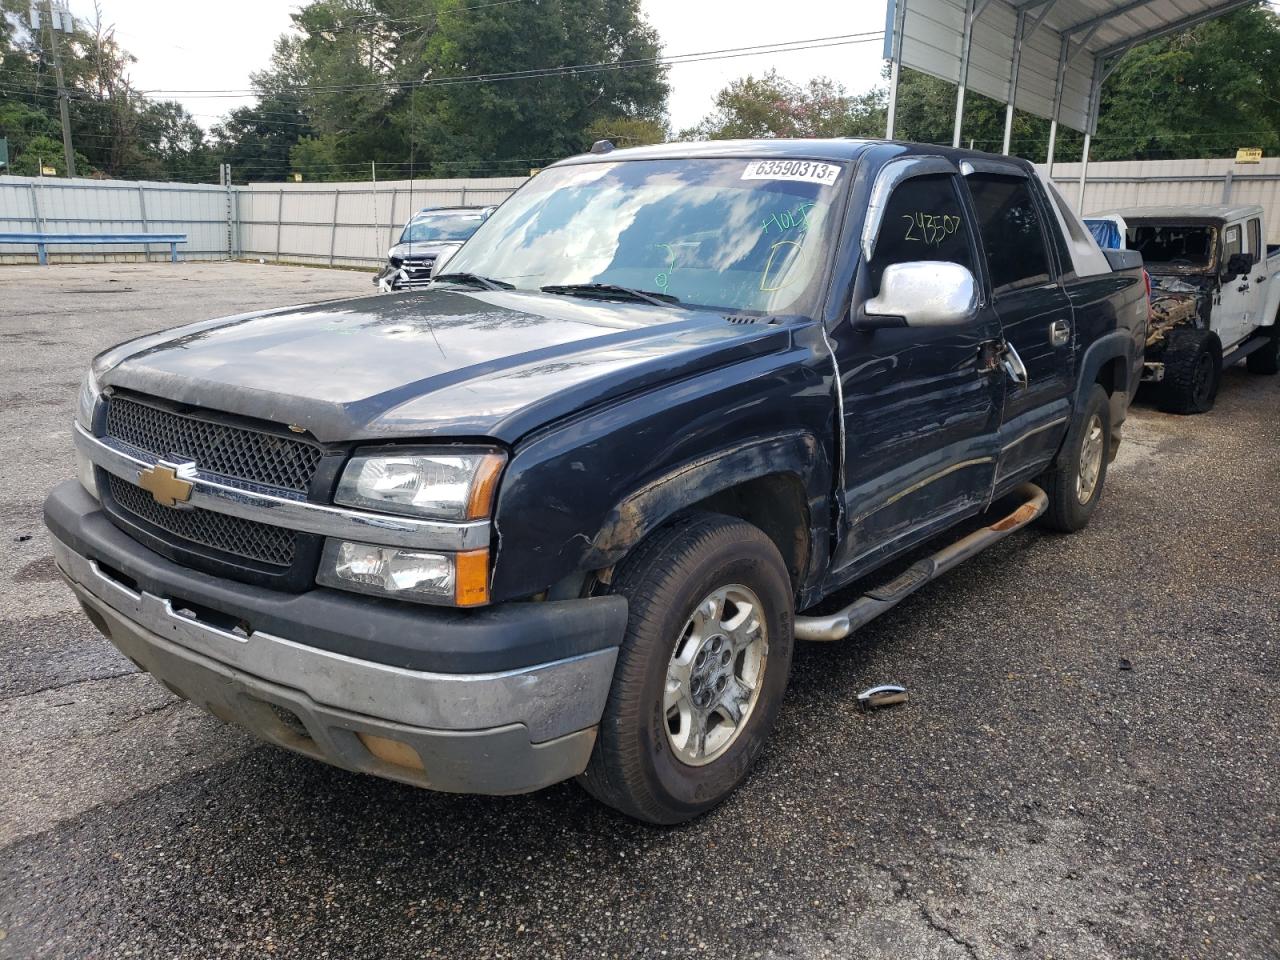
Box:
[1038,383,1112,533]
[579,512,795,825]
[1158,328,1222,414]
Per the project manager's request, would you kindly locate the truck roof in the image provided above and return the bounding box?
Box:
[1098,204,1264,224]
[553,138,1038,172]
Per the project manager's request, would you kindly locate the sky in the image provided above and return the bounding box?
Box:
[61,0,891,133]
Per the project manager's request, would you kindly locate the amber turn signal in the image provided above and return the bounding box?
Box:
[454,548,491,606]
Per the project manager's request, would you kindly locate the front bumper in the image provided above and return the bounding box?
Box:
[45,481,627,795]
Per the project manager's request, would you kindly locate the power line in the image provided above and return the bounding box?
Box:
[136,32,886,99]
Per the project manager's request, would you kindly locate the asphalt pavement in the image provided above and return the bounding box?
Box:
[0,262,1276,959]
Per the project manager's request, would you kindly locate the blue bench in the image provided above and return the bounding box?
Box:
[0,232,189,265]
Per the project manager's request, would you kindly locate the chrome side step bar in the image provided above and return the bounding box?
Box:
[794,483,1048,642]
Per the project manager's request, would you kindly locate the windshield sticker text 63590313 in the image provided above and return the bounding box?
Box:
[741,160,841,187]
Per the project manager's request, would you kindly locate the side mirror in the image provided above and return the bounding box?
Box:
[861,261,978,329]
[1224,252,1252,278]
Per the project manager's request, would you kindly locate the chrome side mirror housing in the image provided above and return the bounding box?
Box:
[861,261,978,328]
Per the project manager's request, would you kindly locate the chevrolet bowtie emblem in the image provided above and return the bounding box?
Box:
[137,460,197,508]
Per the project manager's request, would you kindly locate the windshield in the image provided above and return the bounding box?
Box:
[400,211,489,244]
[441,157,848,314]
[1126,224,1216,270]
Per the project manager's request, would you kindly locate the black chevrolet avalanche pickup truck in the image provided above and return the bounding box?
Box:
[46,140,1147,824]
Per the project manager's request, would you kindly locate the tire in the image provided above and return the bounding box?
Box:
[578,512,795,825]
[1038,383,1112,533]
[1246,324,1279,375]
[1158,328,1222,414]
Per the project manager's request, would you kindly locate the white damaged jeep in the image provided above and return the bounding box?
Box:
[1089,204,1280,413]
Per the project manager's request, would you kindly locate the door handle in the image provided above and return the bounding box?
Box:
[1001,340,1030,388]
[1238,283,1251,293]
[1049,318,1071,347]
[1255,276,1267,284]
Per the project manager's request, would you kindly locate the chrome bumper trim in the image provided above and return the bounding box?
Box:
[53,535,616,742]
[74,423,489,551]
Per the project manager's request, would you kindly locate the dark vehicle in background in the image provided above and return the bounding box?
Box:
[374,205,496,290]
[48,140,1147,825]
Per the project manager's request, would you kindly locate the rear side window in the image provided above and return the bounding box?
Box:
[1249,218,1262,264]
[966,174,1053,292]
[868,174,973,292]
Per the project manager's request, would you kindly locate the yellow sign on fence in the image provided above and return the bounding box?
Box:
[1236,148,1263,164]
[40,165,57,176]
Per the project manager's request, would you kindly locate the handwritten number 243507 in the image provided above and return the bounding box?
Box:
[903,212,961,247]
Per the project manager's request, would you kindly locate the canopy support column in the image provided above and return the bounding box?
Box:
[1002,10,1026,155]
[1077,56,1105,210]
[1077,45,1131,210]
[1046,34,1068,171]
[884,0,910,140]
[953,0,991,148]
[1004,0,1058,156]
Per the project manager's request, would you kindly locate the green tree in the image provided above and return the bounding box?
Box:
[9,133,90,176]
[404,0,669,177]
[1091,5,1280,160]
[211,36,316,182]
[682,70,884,140]
[219,0,670,181]
[584,115,668,149]
[0,1,217,179]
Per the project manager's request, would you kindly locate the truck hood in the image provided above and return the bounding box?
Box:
[96,289,792,444]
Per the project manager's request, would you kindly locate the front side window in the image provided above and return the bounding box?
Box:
[442,158,848,315]
[966,174,1053,292]
[1224,224,1243,262]
[1249,218,1263,264]
[867,174,973,293]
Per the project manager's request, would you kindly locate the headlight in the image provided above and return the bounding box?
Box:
[75,368,102,499]
[75,366,100,432]
[335,449,505,520]
[317,541,490,606]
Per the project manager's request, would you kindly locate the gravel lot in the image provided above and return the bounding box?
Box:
[1,262,1276,960]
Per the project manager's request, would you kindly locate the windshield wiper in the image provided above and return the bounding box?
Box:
[540,283,685,308]
[432,272,513,291]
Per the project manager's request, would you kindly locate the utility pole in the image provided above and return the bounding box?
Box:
[44,0,76,178]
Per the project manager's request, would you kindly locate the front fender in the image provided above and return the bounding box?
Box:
[585,431,821,565]
[487,332,838,603]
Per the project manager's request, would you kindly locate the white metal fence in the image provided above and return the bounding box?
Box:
[1041,157,1280,241]
[0,174,526,266]
[234,177,526,268]
[0,176,232,262]
[4,158,1280,266]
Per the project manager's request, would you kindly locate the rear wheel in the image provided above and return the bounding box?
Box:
[1246,324,1279,375]
[1038,384,1112,533]
[1158,328,1221,414]
[579,512,794,825]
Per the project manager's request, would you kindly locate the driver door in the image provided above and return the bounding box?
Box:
[826,163,1005,582]
[1219,219,1263,349]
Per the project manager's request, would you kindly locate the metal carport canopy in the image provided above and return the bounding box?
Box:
[883,0,1263,168]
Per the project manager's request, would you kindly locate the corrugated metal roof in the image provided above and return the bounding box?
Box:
[887,0,1261,134]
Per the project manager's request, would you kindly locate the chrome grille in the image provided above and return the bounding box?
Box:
[109,476,297,567]
[105,395,321,494]
[399,257,436,286]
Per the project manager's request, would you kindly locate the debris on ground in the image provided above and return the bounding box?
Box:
[857,684,909,711]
